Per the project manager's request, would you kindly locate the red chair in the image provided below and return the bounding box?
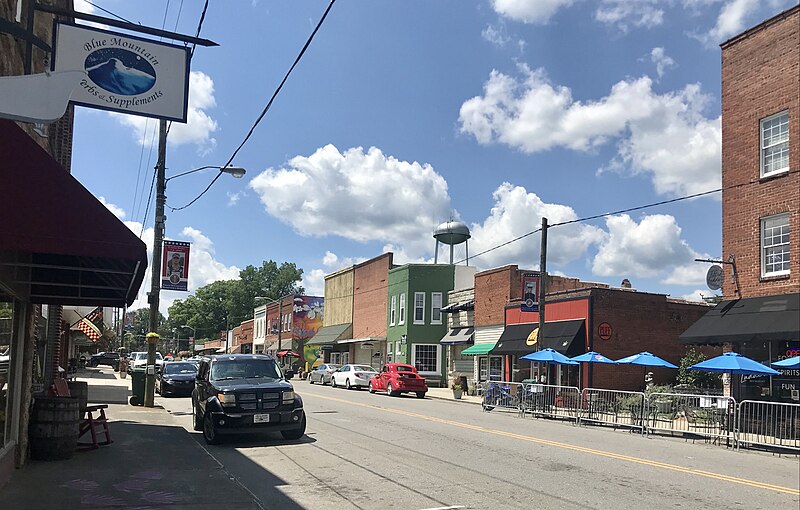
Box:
[51,378,113,450]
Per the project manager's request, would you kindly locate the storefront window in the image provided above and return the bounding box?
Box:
[0,301,14,447]
[737,340,800,402]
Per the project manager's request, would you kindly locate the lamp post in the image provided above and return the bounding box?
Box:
[144,155,246,408]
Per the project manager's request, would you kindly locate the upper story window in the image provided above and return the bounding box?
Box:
[431,292,442,325]
[761,213,790,277]
[390,295,396,326]
[399,293,406,325]
[761,111,789,178]
[414,292,425,324]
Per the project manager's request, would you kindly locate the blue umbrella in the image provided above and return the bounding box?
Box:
[772,356,800,369]
[616,351,677,369]
[689,352,781,375]
[521,348,579,365]
[570,351,618,364]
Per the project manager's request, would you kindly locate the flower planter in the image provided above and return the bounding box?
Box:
[452,388,463,399]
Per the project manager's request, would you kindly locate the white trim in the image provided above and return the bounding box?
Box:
[411,343,441,375]
[760,110,790,178]
[413,292,425,325]
[390,295,396,326]
[399,293,406,325]
[761,212,791,277]
[431,292,442,325]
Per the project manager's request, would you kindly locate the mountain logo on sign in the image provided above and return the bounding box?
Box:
[85,48,156,96]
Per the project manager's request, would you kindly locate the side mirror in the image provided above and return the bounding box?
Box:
[284,369,295,380]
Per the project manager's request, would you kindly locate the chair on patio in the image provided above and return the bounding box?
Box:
[52,378,113,450]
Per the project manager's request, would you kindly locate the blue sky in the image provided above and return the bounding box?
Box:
[69,0,798,313]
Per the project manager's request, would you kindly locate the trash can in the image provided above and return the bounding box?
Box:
[129,368,146,406]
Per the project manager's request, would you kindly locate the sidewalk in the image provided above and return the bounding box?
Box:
[426,386,482,405]
[0,368,262,509]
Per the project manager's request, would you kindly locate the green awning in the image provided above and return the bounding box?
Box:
[461,342,497,355]
[306,323,352,345]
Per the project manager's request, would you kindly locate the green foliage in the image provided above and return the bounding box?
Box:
[677,349,722,389]
[450,380,462,390]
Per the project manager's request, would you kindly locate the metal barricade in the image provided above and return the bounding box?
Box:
[578,388,646,433]
[479,381,525,414]
[645,393,736,445]
[736,400,800,452]
[518,384,581,423]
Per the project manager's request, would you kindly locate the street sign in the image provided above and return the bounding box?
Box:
[320,344,334,350]
[521,273,539,312]
[706,265,724,291]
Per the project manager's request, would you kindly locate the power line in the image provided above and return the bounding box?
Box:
[82,0,136,24]
[168,0,338,212]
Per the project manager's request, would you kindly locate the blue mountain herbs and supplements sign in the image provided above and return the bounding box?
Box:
[52,22,190,122]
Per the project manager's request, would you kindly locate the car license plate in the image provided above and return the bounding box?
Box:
[253,413,270,423]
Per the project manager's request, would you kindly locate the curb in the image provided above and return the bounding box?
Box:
[426,393,482,406]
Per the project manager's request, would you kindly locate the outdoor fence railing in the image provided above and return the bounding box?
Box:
[736,400,800,452]
[479,381,525,413]
[639,393,737,445]
[578,388,646,433]
[518,383,582,423]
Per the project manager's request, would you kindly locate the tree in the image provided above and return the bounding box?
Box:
[677,349,722,389]
[124,308,167,350]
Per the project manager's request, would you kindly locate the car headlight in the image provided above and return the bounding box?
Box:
[217,393,236,407]
[282,391,294,403]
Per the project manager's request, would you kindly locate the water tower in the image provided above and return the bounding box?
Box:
[433,220,471,265]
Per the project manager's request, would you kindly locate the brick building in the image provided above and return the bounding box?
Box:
[230,319,253,354]
[681,6,799,402]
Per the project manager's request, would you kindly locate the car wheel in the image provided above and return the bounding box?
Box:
[345,379,352,390]
[416,392,426,399]
[369,382,376,394]
[331,377,337,388]
[280,413,306,441]
[388,383,399,397]
[203,410,220,445]
[309,377,314,385]
[192,400,203,431]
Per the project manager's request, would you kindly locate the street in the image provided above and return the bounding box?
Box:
[156,375,800,510]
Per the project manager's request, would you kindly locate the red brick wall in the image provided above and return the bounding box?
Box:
[352,253,393,338]
[721,6,800,298]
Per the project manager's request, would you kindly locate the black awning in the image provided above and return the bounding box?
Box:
[0,120,147,307]
[492,319,585,357]
[439,326,474,345]
[680,293,799,345]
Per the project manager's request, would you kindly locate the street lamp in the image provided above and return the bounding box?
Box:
[144,164,246,407]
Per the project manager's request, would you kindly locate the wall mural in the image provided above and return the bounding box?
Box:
[291,296,324,369]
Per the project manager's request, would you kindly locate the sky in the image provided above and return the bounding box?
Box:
[68,0,798,314]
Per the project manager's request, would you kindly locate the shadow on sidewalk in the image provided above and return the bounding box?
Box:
[0,419,307,509]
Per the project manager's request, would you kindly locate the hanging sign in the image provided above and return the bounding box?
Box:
[521,273,539,312]
[706,265,724,291]
[52,22,190,122]
[162,240,190,291]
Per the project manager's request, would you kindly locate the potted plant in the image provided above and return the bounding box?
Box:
[450,380,463,399]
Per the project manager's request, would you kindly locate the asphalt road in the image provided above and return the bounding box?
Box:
[157,379,800,510]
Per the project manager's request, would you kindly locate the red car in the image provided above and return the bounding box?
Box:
[369,363,428,398]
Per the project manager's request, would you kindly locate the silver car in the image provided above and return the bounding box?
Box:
[308,364,339,385]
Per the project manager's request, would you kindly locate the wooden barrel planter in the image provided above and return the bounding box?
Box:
[29,396,79,461]
[67,381,89,416]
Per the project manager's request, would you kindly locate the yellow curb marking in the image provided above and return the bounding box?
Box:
[308,393,800,496]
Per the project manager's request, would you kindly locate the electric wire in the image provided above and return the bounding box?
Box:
[168,0,338,212]
[82,0,136,24]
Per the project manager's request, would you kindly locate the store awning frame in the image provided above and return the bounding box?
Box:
[306,323,352,345]
[439,326,474,345]
[680,293,799,345]
[491,319,585,357]
[462,342,496,356]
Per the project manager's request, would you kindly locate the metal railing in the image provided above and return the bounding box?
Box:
[578,388,646,432]
[519,384,582,423]
[644,393,736,446]
[479,381,526,414]
[736,400,800,452]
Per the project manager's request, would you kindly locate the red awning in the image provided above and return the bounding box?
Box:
[276,350,301,358]
[0,119,147,306]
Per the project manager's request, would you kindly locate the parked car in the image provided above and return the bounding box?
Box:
[307,364,339,385]
[331,364,378,390]
[130,351,164,370]
[156,361,198,397]
[191,354,306,445]
[369,363,428,398]
[88,352,120,371]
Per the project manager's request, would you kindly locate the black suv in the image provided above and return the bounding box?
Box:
[88,352,120,370]
[192,354,306,445]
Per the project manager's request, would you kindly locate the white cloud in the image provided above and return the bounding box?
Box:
[73,0,110,29]
[468,183,606,270]
[692,0,794,46]
[650,47,677,78]
[114,71,218,151]
[249,145,452,259]
[303,251,369,297]
[680,289,719,302]
[591,214,697,279]
[302,268,326,297]
[595,0,665,31]
[661,254,714,285]
[98,196,126,219]
[490,0,575,24]
[459,65,721,197]
[227,191,243,206]
[482,24,511,47]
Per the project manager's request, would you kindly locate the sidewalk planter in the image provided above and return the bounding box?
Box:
[29,396,80,461]
[452,388,463,399]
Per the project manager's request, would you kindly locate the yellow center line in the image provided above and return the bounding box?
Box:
[307,392,800,496]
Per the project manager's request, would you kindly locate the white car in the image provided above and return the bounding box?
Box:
[330,364,378,390]
[131,351,164,369]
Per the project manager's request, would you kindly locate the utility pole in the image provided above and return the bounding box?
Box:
[145,119,168,407]
[538,217,548,382]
